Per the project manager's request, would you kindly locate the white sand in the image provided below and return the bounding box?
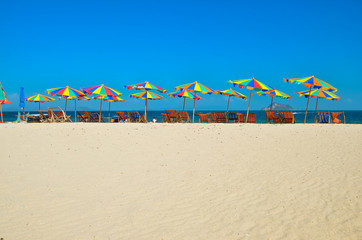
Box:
[0,123,361,240]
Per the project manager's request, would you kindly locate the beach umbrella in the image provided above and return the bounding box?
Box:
[296,89,340,123]
[167,89,201,111]
[81,84,122,122]
[283,76,337,123]
[215,88,247,113]
[93,95,125,121]
[174,81,215,123]
[0,82,11,123]
[256,89,291,111]
[125,81,166,93]
[19,87,25,114]
[228,77,272,123]
[47,86,86,113]
[130,91,162,121]
[26,94,55,110]
[62,96,91,122]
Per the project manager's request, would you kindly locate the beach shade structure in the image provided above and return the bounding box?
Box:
[283,76,337,123]
[174,81,215,122]
[125,81,166,93]
[215,88,247,113]
[19,87,25,114]
[93,95,125,121]
[256,89,291,111]
[47,86,86,113]
[168,89,201,111]
[0,82,11,123]
[228,77,272,123]
[81,84,122,122]
[296,89,340,123]
[62,96,91,122]
[130,91,162,121]
[26,94,55,110]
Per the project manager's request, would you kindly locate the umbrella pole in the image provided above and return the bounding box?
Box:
[75,100,77,122]
[99,97,102,122]
[65,98,68,113]
[0,104,3,123]
[227,95,230,113]
[270,97,273,111]
[183,98,185,111]
[314,97,319,123]
[245,89,252,123]
[304,87,312,124]
[39,102,41,111]
[145,97,148,121]
[192,98,196,123]
[109,101,111,122]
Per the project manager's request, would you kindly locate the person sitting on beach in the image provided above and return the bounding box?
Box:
[152,117,157,123]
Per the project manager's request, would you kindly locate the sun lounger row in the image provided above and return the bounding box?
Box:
[161,110,191,123]
[265,110,295,123]
[197,112,256,123]
[115,111,147,123]
[37,107,72,123]
[315,112,345,124]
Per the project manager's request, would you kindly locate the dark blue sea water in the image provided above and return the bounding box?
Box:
[1,110,362,124]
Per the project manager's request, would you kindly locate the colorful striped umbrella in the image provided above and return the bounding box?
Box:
[228,77,272,123]
[283,76,337,123]
[47,86,86,113]
[296,89,340,123]
[81,84,122,122]
[62,96,91,122]
[168,89,201,111]
[125,81,166,93]
[93,95,125,121]
[216,88,247,113]
[26,94,55,110]
[174,82,215,122]
[130,91,162,121]
[256,89,291,111]
[0,82,11,123]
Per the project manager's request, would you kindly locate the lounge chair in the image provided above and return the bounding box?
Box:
[331,112,345,124]
[38,110,51,123]
[227,112,238,123]
[237,113,244,123]
[316,112,330,123]
[129,111,147,123]
[161,113,172,123]
[116,111,129,122]
[77,111,90,122]
[165,110,179,122]
[178,111,190,123]
[208,113,217,123]
[279,111,295,124]
[247,113,256,123]
[198,113,210,123]
[215,112,227,123]
[89,112,104,122]
[265,110,281,123]
[48,107,72,122]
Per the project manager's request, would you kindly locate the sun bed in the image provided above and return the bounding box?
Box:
[316,112,330,123]
[279,111,295,124]
[178,111,190,123]
[247,113,256,123]
[48,107,72,122]
[116,111,129,122]
[165,110,179,122]
[89,112,104,122]
[161,113,172,123]
[265,110,281,123]
[77,111,92,122]
[208,113,217,123]
[198,113,210,123]
[331,112,345,124]
[215,112,227,123]
[227,112,238,123]
[129,111,147,123]
[237,113,244,123]
[38,110,51,123]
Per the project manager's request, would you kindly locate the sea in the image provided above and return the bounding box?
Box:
[1,110,362,124]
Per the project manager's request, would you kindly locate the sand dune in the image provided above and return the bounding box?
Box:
[0,123,361,239]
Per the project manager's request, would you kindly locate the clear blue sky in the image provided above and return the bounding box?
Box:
[1,0,361,111]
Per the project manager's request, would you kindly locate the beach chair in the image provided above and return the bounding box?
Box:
[265,110,281,123]
[77,111,88,122]
[49,107,72,122]
[215,112,227,123]
[38,110,52,123]
[178,111,190,123]
[227,112,238,123]
[165,110,179,122]
[247,113,256,123]
[279,111,295,124]
[161,113,172,123]
[331,112,345,124]
[316,112,330,123]
[237,113,244,123]
[208,113,217,123]
[129,111,146,123]
[116,111,129,122]
[90,112,104,122]
[198,113,210,123]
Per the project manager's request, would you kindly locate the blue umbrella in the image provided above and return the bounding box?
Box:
[19,87,25,114]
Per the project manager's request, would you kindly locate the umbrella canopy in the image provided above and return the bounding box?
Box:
[296,89,340,123]
[130,91,162,121]
[283,76,337,92]
[228,77,271,122]
[174,81,214,122]
[168,89,201,111]
[283,76,337,123]
[81,84,122,122]
[256,89,291,111]
[47,86,86,113]
[27,94,55,103]
[216,88,247,113]
[125,81,166,93]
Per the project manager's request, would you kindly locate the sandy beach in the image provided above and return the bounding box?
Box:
[0,123,361,240]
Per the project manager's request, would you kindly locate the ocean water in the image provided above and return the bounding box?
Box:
[1,110,362,124]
